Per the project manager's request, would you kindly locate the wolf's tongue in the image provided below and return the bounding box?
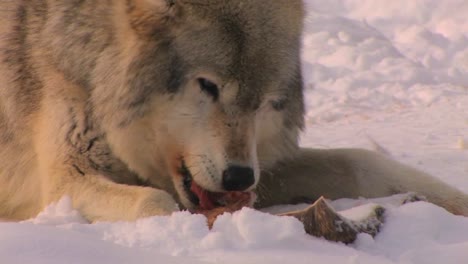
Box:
[190,182,222,210]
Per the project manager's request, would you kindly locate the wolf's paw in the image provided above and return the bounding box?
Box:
[134,188,180,218]
[350,204,385,238]
[401,192,427,205]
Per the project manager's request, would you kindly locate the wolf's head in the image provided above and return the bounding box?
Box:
[83,0,305,210]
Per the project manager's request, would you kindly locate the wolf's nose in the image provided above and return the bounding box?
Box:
[222,166,255,191]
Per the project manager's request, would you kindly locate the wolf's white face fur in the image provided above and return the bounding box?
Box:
[163,76,259,201]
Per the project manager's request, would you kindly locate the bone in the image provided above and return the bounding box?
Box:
[280,197,385,243]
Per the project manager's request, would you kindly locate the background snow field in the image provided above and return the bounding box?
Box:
[1,0,467,263]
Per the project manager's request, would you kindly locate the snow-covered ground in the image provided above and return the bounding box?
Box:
[1,1,467,263]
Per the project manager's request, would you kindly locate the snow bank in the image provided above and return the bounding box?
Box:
[302,0,468,124]
[3,196,468,264]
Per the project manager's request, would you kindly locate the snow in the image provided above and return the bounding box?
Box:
[1,0,467,263]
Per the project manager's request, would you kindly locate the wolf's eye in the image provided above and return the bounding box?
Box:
[197,78,219,101]
[270,99,287,111]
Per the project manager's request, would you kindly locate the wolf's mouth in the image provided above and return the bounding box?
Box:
[179,160,251,210]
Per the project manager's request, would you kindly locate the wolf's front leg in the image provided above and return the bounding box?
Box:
[41,169,179,222]
[35,115,179,221]
[34,92,180,221]
[256,148,468,216]
[256,148,363,208]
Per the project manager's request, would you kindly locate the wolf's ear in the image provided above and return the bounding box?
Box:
[127,0,182,36]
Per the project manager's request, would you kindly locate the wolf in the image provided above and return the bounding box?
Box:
[0,0,466,224]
